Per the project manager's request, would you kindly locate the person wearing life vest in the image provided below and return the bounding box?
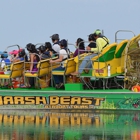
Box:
[92,29,109,52]
[50,39,69,89]
[38,45,51,60]
[9,49,28,62]
[45,42,56,57]
[0,51,11,74]
[71,31,109,75]
[73,38,85,57]
[50,34,60,56]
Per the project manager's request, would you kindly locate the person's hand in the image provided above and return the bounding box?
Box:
[86,46,91,51]
[50,60,54,63]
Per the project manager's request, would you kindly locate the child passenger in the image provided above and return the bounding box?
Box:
[0,51,11,74]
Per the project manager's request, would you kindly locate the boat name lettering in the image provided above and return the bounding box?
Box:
[0,96,47,105]
[49,96,105,106]
[0,96,105,107]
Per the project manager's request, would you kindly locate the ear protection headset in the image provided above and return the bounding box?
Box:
[77,38,83,45]
[59,39,67,47]
[1,52,8,58]
[88,34,94,41]
[88,34,96,41]
[19,49,25,57]
[39,45,46,53]
[26,43,35,51]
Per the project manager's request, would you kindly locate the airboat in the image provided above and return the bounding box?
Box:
[0,30,140,110]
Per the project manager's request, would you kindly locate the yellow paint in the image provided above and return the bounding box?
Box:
[14,96,24,104]
[4,96,14,105]
[36,116,46,126]
[25,116,35,126]
[94,98,104,106]
[71,97,81,104]
[50,117,59,127]
[50,96,59,105]
[60,117,69,127]
[71,116,80,127]
[36,97,47,104]
[60,96,70,105]
[82,97,92,104]
[0,96,3,105]
[25,97,35,104]
[14,115,24,125]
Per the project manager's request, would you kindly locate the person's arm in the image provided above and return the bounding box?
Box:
[73,49,78,57]
[91,39,102,53]
[49,51,53,57]
[30,54,34,72]
[50,55,63,63]
[86,46,91,52]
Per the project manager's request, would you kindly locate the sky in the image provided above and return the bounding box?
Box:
[0,0,140,52]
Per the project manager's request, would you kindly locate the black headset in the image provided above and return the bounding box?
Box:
[39,45,46,53]
[88,34,94,40]
[59,39,67,47]
[19,49,25,57]
[1,51,8,58]
[26,43,35,51]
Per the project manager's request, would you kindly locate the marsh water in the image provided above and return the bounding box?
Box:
[0,110,140,140]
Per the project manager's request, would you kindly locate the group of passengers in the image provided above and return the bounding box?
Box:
[0,29,109,89]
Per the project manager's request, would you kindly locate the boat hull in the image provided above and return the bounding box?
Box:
[0,89,139,110]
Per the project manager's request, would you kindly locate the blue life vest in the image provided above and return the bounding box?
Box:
[1,58,11,65]
[1,58,11,71]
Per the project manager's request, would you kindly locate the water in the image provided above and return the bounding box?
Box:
[0,110,140,140]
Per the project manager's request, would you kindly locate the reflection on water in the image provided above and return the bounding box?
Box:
[0,110,140,140]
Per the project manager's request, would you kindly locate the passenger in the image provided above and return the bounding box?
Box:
[0,52,11,86]
[0,51,11,74]
[73,38,85,57]
[71,32,109,75]
[45,42,56,57]
[9,50,19,62]
[26,43,40,88]
[50,34,60,56]
[38,45,51,60]
[10,49,28,62]
[18,49,28,62]
[93,29,102,35]
[50,39,69,89]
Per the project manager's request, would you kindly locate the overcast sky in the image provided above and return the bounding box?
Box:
[0,0,140,52]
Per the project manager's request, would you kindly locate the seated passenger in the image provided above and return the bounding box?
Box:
[50,39,69,89]
[71,32,109,75]
[50,34,60,56]
[45,42,56,58]
[18,49,28,62]
[38,45,51,60]
[10,49,28,62]
[0,52,11,86]
[26,43,40,88]
[73,38,85,57]
[9,50,19,62]
[0,51,11,74]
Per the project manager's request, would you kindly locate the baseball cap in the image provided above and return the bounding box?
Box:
[50,34,59,40]
[93,29,101,35]
[1,51,8,58]
[9,50,21,55]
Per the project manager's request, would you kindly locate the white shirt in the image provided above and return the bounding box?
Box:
[1,60,5,69]
[52,44,60,54]
[59,49,68,67]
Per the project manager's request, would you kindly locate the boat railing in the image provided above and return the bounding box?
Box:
[115,30,135,43]
[77,40,105,75]
[4,44,21,53]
